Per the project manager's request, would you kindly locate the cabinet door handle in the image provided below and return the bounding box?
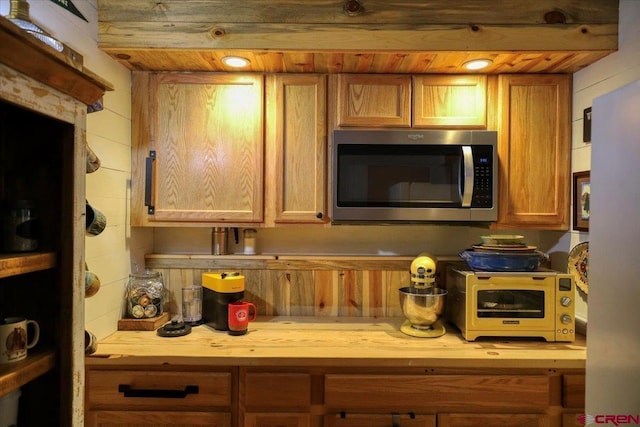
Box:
[144,150,156,214]
[391,413,400,427]
[118,384,199,399]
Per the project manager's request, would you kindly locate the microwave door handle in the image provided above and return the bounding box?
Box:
[461,146,474,207]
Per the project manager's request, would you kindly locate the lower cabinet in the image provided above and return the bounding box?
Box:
[84,367,234,427]
[437,414,549,427]
[326,413,435,427]
[239,370,314,427]
[243,413,311,427]
[86,365,585,427]
[86,411,230,426]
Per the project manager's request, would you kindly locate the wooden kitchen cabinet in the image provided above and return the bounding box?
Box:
[492,74,572,230]
[326,413,435,427]
[243,414,311,427]
[413,75,487,128]
[324,374,553,412]
[333,74,487,129]
[0,17,111,427]
[265,74,328,225]
[236,368,582,427]
[88,318,586,427]
[239,369,314,427]
[562,374,586,409]
[131,72,264,226]
[335,74,412,127]
[85,367,234,427]
[437,414,550,427]
[87,411,230,426]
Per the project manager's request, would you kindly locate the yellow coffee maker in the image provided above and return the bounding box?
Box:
[202,272,245,331]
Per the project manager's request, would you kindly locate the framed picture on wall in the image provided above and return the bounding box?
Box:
[573,171,591,231]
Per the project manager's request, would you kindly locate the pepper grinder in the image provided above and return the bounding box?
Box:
[211,227,228,255]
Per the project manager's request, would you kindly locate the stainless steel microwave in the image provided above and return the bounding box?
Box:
[331,129,498,223]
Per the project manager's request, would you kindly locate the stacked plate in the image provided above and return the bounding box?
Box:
[459,235,548,271]
[471,234,537,253]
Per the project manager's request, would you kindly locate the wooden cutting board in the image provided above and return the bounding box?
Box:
[117,312,169,331]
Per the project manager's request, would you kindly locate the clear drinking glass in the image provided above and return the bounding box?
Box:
[182,286,202,323]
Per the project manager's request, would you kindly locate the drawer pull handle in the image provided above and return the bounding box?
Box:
[118,384,199,399]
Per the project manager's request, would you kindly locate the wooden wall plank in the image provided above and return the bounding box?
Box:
[153,267,413,318]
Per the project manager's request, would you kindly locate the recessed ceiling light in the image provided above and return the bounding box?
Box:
[222,56,250,68]
[463,59,493,70]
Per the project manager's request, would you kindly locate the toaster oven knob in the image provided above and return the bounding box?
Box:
[561,314,572,324]
[560,296,572,307]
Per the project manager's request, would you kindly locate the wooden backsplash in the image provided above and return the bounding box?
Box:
[143,255,458,318]
[145,254,461,317]
[156,267,408,318]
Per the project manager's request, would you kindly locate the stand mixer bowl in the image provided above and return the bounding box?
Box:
[399,286,447,330]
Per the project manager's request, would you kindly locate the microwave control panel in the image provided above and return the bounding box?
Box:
[471,145,494,208]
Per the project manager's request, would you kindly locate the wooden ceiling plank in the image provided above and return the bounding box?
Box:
[283,52,315,73]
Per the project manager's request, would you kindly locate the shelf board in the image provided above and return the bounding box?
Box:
[0,348,56,397]
[0,252,57,279]
[0,16,113,105]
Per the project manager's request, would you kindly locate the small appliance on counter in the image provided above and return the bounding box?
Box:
[398,253,447,338]
[446,267,575,342]
[202,272,245,331]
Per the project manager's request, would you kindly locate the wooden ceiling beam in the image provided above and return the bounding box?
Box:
[96,0,619,73]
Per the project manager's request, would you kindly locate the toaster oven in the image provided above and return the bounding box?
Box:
[445,267,575,342]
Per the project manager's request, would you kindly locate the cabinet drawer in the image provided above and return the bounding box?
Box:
[326,413,435,427]
[86,370,232,411]
[243,413,311,427]
[242,372,311,410]
[438,413,550,427]
[87,410,230,427]
[562,374,585,408]
[325,374,550,411]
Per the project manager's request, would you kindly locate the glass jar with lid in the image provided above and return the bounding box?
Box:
[125,270,165,319]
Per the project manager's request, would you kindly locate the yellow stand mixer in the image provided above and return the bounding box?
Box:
[398,253,447,338]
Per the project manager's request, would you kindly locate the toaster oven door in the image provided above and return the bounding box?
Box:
[469,277,556,331]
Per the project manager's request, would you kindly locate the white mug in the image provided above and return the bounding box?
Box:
[0,317,40,364]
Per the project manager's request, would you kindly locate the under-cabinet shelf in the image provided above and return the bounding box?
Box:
[0,348,56,397]
[0,252,57,279]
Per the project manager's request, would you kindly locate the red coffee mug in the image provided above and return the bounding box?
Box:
[228,301,256,335]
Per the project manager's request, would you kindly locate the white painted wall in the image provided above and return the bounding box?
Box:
[0,0,140,340]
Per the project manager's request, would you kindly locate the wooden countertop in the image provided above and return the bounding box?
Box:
[88,317,586,369]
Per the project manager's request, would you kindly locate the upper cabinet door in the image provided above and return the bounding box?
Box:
[494,74,571,230]
[336,74,411,127]
[132,73,264,226]
[413,75,487,128]
[265,74,328,225]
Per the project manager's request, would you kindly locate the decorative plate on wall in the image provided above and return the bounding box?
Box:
[568,242,589,294]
